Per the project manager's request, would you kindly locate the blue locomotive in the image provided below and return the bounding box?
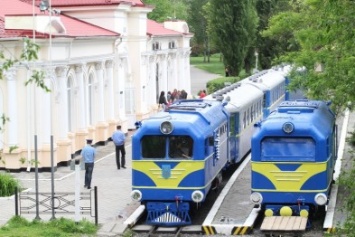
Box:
[250,100,337,219]
[130,66,291,226]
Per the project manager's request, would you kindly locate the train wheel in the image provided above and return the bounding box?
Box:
[211,173,223,192]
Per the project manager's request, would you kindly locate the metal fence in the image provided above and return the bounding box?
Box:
[14,186,98,225]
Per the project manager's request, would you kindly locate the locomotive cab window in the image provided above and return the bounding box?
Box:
[169,136,193,159]
[261,137,315,161]
[141,135,193,159]
[141,135,166,158]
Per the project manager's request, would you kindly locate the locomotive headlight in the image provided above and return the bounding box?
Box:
[160,121,173,134]
[191,190,204,203]
[282,122,294,134]
[250,192,263,204]
[130,190,142,202]
[315,193,327,206]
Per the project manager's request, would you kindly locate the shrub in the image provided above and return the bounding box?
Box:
[347,131,355,147]
[206,76,241,94]
[0,172,21,197]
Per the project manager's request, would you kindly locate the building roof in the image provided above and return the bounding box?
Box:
[0,0,119,38]
[22,0,145,7]
[1,0,186,39]
[147,20,182,37]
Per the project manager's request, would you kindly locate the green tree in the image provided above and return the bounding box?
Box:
[206,0,258,76]
[187,0,210,59]
[0,38,49,92]
[263,0,355,113]
[255,0,295,70]
[143,0,189,22]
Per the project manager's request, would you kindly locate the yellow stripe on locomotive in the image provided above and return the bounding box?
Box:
[132,160,205,188]
[251,161,328,192]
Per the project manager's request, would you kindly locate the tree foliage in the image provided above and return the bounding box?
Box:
[143,0,189,22]
[263,0,355,113]
[255,0,296,69]
[0,38,49,92]
[186,0,210,59]
[206,0,258,76]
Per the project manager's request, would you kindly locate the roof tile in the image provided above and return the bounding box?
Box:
[1,0,119,38]
[147,20,181,37]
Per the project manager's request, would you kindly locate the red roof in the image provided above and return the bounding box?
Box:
[21,0,145,7]
[1,0,184,38]
[147,20,182,37]
[0,0,119,38]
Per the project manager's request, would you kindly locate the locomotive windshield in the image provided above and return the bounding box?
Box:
[141,135,193,159]
[261,137,315,161]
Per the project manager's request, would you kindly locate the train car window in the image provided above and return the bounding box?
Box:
[263,94,266,108]
[243,111,246,129]
[247,108,250,125]
[229,115,236,136]
[169,136,193,159]
[141,135,166,158]
[208,136,214,146]
[235,114,240,134]
[261,137,315,162]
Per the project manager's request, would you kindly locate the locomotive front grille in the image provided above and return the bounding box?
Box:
[146,202,192,226]
[272,171,306,182]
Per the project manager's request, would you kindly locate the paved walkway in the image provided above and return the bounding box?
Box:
[0,133,137,235]
[0,66,221,236]
[190,65,221,97]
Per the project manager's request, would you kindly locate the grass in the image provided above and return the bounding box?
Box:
[190,54,225,76]
[0,172,21,197]
[0,216,98,237]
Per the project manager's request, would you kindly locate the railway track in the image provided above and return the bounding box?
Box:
[132,224,204,237]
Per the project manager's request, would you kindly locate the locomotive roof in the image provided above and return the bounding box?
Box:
[277,100,326,112]
[244,68,289,92]
[256,100,335,139]
[204,83,264,112]
[134,99,228,138]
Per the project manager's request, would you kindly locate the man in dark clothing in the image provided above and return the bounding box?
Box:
[111,125,126,169]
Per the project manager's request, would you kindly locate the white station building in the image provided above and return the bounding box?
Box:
[0,0,192,171]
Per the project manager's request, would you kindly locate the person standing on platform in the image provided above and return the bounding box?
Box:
[158,91,168,111]
[199,89,206,98]
[81,139,96,189]
[112,125,126,169]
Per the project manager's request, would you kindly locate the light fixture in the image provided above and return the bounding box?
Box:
[191,190,204,203]
[282,122,294,134]
[130,190,142,202]
[39,0,49,12]
[160,121,173,134]
[250,192,263,204]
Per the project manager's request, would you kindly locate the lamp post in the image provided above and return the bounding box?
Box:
[254,50,259,72]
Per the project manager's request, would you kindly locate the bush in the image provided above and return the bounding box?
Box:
[206,76,241,94]
[0,172,21,197]
[347,131,355,147]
